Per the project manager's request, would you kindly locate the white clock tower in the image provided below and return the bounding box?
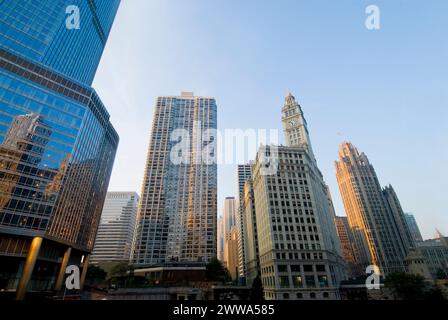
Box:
[281,92,315,160]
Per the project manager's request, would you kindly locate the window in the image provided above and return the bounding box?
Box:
[316,265,326,272]
[278,265,288,272]
[291,265,301,272]
[293,276,303,288]
[279,276,290,288]
[323,292,330,299]
[305,275,316,287]
[303,265,313,272]
[318,275,328,287]
[283,293,290,299]
[310,292,316,299]
[296,293,303,299]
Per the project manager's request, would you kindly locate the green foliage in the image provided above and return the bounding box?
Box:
[109,262,134,278]
[385,272,426,300]
[86,265,107,281]
[206,258,231,283]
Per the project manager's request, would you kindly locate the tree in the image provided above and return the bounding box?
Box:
[206,258,231,283]
[249,274,264,300]
[385,272,426,300]
[85,265,107,286]
[109,262,134,278]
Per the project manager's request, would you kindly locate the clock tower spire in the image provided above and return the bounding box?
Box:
[281,92,315,160]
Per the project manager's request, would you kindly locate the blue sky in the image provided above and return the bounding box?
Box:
[93,0,447,240]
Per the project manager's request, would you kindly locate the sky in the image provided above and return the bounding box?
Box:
[93,0,447,240]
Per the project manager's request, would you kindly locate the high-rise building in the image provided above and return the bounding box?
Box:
[222,197,238,278]
[242,179,260,286]
[217,216,224,261]
[0,0,121,85]
[224,226,239,281]
[0,1,120,299]
[223,197,237,236]
[334,216,360,277]
[335,142,411,275]
[236,163,252,283]
[91,192,139,265]
[404,213,424,243]
[133,92,217,266]
[251,93,345,300]
[383,185,415,251]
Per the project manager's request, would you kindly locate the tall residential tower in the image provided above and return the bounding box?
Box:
[133,92,217,266]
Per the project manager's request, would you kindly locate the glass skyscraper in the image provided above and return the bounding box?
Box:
[0,0,120,85]
[0,0,120,299]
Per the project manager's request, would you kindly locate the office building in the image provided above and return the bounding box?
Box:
[335,142,412,275]
[404,213,424,243]
[0,0,120,299]
[242,179,260,286]
[222,197,238,278]
[334,216,360,277]
[417,232,448,279]
[91,192,139,264]
[217,216,224,261]
[133,92,217,266]
[251,93,346,300]
[236,163,252,283]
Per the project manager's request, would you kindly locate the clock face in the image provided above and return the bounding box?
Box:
[289,119,296,127]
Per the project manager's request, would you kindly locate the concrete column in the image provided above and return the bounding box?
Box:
[54,247,72,291]
[15,237,43,300]
[79,254,90,290]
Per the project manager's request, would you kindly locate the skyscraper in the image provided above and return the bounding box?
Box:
[217,216,224,262]
[133,92,217,266]
[383,185,415,252]
[334,216,360,277]
[404,213,424,243]
[242,179,260,286]
[335,142,411,275]
[0,1,120,299]
[223,197,237,236]
[222,197,238,279]
[0,0,121,85]
[251,93,345,300]
[91,192,139,265]
[236,163,252,283]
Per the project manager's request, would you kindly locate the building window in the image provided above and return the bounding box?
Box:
[293,275,303,288]
[279,276,290,288]
[305,275,316,287]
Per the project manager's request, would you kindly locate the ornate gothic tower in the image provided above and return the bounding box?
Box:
[281,92,315,161]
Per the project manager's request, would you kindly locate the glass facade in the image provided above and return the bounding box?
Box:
[0,48,118,252]
[0,1,120,294]
[0,0,121,85]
